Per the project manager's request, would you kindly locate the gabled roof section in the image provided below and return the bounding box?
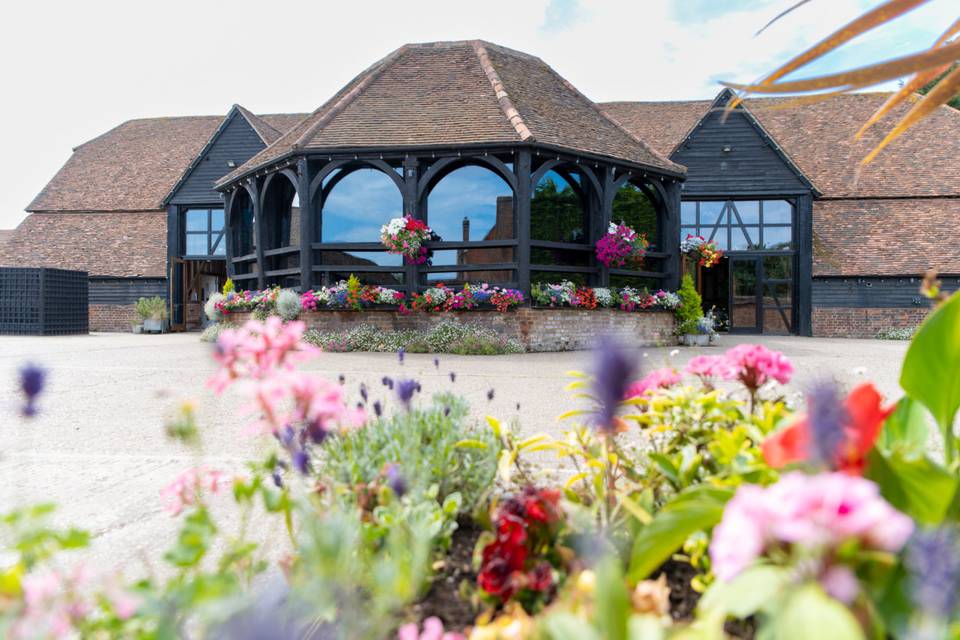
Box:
[216,40,683,188]
[235,105,285,144]
[600,91,960,198]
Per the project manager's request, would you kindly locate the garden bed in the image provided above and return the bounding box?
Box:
[221,307,675,352]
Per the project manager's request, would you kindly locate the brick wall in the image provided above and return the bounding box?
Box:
[812,307,929,338]
[225,308,677,352]
[89,304,140,332]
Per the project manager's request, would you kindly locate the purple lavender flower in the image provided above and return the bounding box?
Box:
[384,463,407,497]
[395,379,420,409]
[338,374,346,385]
[18,363,46,417]
[292,450,310,475]
[805,380,849,467]
[487,388,495,402]
[449,372,456,384]
[397,348,405,364]
[373,400,383,418]
[591,336,637,433]
[433,357,440,369]
[443,405,451,417]
[382,376,394,390]
[516,402,521,411]
[906,526,960,619]
[359,383,368,403]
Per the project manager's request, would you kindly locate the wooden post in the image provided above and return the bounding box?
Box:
[402,156,420,297]
[297,158,314,292]
[251,180,266,291]
[515,150,532,295]
[662,180,682,291]
[598,166,615,288]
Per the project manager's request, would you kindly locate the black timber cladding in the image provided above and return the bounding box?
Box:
[673,107,811,196]
[168,111,269,206]
[813,276,960,308]
[89,277,166,305]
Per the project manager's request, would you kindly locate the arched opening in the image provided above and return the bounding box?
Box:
[531,166,594,286]
[230,188,255,258]
[318,166,404,286]
[424,164,516,284]
[609,180,663,290]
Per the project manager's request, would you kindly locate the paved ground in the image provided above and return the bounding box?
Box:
[0,332,910,576]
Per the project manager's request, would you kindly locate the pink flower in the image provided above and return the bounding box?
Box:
[208,317,318,394]
[14,566,91,639]
[624,367,681,398]
[160,466,228,516]
[684,355,733,381]
[398,616,464,640]
[722,344,793,390]
[710,472,914,590]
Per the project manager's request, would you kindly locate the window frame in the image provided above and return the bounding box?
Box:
[181,207,226,259]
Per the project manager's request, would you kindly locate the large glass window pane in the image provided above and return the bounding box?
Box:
[531,247,591,266]
[733,201,759,224]
[762,226,792,250]
[732,226,759,250]
[613,183,658,241]
[699,201,725,226]
[763,255,792,281]
[532,170,588,244]
[321,250,402,267]
[681,201,696,225]
[730,259,758,330]
[210,209,225,230]
[764,307,792,333]
[764,282,792,306]
[763,200,793,224]
[427,166,514,242]
[185,209,207,232]
[707,225,728,251]
[185,234,207,255]
[322,168,402,242]
[329,271,404,287]
[211,234,226,256]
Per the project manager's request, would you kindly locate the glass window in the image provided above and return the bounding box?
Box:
[612,182,658,243]
[210,209,225,229]
[320,250,402,268]
[186,235,208,255]
[532,170,588,244]
[186,209,208,231]
[322,168,402,244]
[427,166,514,242]
[762,226,792,250]
[732,226,759,250]
[183,207,225,257]
[733,201,759,224]
[699,201,725,226]
[681,201,696,225]
[763,200,793,224]
[763,255,792,280]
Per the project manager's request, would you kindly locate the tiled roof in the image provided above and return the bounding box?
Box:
[813,198,960,276]
[0,212,167,277]
[28,112,307,213]
[601,93,960,198]
[216,40,682,187]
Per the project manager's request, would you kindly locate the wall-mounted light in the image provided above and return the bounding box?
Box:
[722,145,732,153]
[227,160,237,168]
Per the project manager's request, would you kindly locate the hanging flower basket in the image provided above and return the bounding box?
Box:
[680,234,723,268]
[380,215,435,265]
[595,222,649,268]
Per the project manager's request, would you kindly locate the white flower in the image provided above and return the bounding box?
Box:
[669,349,679,357]
[593,288,613,306]
[608,222,619,234]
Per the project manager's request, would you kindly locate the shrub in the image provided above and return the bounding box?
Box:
[135,296,167,321]
[222,277,234,295]
[275,288,302,321]
[302,321,524,354]
[675,274,703,334]
[322,393,500,513]
[199,322,229,343]
[204,293,225,322]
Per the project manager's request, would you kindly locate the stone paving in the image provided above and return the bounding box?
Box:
[0,332,911,574]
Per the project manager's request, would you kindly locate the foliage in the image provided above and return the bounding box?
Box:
[275,288,302,321]
[595,222,648,269]
[531,280,680,312]
[302,278,405,312]
[221,277,234,295]
[135,296,167,321]
[726,0,960,163]
[410,283,525,313]
[199,322,229,343]
[675,274,703,334]
[303,321,524,355]
[876,326,917,340]
[381,215,435,264]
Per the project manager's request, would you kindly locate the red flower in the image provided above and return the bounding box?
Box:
[762,382,894,474]
[497,514,528,546]
[528,562,553,592]
[478,540,528,599]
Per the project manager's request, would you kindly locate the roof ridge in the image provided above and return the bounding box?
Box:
[235,104,283,144]
[544,69,683,174]
[292,44,410,150]
[470,40,533,141]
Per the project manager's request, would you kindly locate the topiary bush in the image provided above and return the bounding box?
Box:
[275,288,302,321]
[675,274,703,335]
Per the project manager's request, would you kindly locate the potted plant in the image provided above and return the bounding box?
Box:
[136,296,168,333]
[675,274,705,346]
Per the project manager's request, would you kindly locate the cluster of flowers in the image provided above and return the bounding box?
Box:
[478,486,565,606]
[410,283,525,313]
[380,215,436,265]
[216,288,278,314]
[301,281,406,312]
[531,280,680,312]
[680,234,723,268]
[595,222,649,268]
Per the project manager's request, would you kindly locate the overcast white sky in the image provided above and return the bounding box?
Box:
[0,0,952,229]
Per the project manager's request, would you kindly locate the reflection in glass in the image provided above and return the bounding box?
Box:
[763,255,792,280]
[329,271,404,287]
[532,170,587,244]
[731,226,759,250]
[612,183,658,243]
[699,201,725,226]
[186,210,207,231]
[734,201,759,224]
[186,235,207,255]
[764,308,791,333]
[731,259,758,330]
[681,201,696,225]
[427,166,514,242]
[322,169,402,243]
[762,226,792,250]
[531,247,590,266]
[763,200,793,224]
[764,282,792,306]
[320,250,401,268]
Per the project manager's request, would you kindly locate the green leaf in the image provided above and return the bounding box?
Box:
[865,448,957,524]
[699,564,790,621]
[876,396,929,457]
[628,485,733,584]
[541,612,601,640]
[900,291,960,462]
[595,556,630,640]
[771,583,864,640]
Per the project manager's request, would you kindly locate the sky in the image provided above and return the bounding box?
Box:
[0,0,954,229]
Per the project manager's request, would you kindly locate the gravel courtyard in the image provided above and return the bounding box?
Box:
[0,332,910,575]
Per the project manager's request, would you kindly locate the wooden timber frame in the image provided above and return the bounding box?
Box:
[218,144,684,298]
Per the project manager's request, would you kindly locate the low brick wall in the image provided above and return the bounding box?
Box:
[89,304,139,332]
[224,308,676,352]
[812,307,929,338]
